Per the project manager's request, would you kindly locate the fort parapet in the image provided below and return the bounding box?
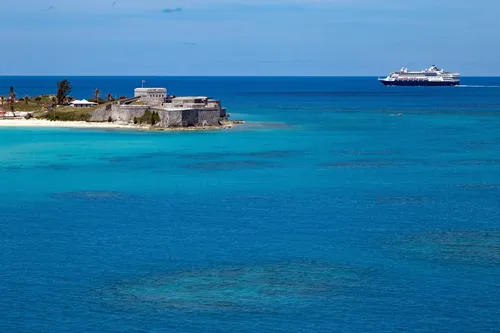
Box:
[133,88,167,106]
[91,88,228,128]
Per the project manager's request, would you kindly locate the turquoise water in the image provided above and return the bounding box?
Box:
[1,77,499,332]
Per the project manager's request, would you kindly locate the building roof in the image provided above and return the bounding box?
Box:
[172,96,208,100]
[134,88,167,92]
[70,99,97,105]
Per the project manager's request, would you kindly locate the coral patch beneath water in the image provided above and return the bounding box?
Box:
[396,230,500,267]
[110,261,366,312]
[52,191,127,200]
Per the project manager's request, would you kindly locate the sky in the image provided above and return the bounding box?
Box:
[0,0,499,76]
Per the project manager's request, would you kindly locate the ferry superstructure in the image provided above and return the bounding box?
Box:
[379,65,460,86]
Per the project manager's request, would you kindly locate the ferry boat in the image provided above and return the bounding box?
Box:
[379,65,460,86]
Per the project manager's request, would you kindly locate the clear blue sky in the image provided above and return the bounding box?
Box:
[1,0,498,76]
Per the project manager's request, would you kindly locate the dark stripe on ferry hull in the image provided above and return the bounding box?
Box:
[380,80,459,87]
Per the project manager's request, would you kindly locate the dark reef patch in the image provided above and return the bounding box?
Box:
[38,163,78,171]
[376,196,429,205]
[96,149,297,165]
[245,150,298,158]
[180,152,232,160]
[107,260,368,312]
[99,156,135,163]
[181,150,299,160]
[449,159,500,166]
[320,159,404,169]
[183,160,274,171]
[338,149,400,156]
[52,191,128,200]
[3,165,23,170]
[457,184,500,190]
[391,230,500,267]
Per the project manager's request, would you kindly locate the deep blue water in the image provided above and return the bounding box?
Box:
[1,77,499,332]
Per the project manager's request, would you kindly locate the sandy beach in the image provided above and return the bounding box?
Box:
[0,118,239,131]
[0,118,136,129]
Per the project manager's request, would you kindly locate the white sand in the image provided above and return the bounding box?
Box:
[0,119,140,129]
[0,118,238,131]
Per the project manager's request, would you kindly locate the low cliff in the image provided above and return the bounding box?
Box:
[90,104,223,128]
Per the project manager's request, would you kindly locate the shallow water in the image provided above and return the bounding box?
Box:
[0,77,499,332]
[109,260,367,313]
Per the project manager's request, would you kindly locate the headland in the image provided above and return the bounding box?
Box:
[0,83,242,131]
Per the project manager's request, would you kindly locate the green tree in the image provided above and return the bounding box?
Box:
[50,97,57,119]
[24,94,29,104]
[8,87,16,115]
[56,79,72,105]
[9,98,15,113]
[8,86,15,100]
[0,96,4,106]
[107,93,113,103]
[94,88,100,104]
[34,96,42,105]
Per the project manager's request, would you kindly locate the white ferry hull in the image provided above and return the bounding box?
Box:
[379,65,460,87]
[379,79,460,87]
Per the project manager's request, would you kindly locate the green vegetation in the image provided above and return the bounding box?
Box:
[7,103,44,112]
[22,94,30,104]
[0,79,128,122]
[88,97,106,104]
[133,110,161,125]
[9,86,15,99]
[8,86,16,112]
[56,79,72,105]
[37,104,105,121]
[94,88,100,103]
[40,109,92,122]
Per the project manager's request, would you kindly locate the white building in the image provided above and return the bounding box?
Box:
[134,88,167,106]
[70,99,98,108]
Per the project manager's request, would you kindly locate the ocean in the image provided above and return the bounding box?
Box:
[0,76,499,332]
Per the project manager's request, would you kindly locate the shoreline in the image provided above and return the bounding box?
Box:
[0,118,241,131]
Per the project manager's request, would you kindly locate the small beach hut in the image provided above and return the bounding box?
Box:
[70,99,98,108]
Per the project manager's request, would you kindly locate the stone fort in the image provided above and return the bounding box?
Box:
[91,87,228,128]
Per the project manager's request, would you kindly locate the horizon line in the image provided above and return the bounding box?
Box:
[1,75,499,78]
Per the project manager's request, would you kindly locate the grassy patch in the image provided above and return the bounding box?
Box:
[39,108,93,121]
[37,103,111,122]
[2,102,43,112]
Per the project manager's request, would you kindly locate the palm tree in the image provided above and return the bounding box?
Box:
[24,94,30,105]
[56,79,72,105]
[8,86,15,100]
[7,87,16,116]
[0,96,4,106]
[94,88,100,104]
[51,97,57,119]
[107,93,113,103]
[9,97,15,114]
